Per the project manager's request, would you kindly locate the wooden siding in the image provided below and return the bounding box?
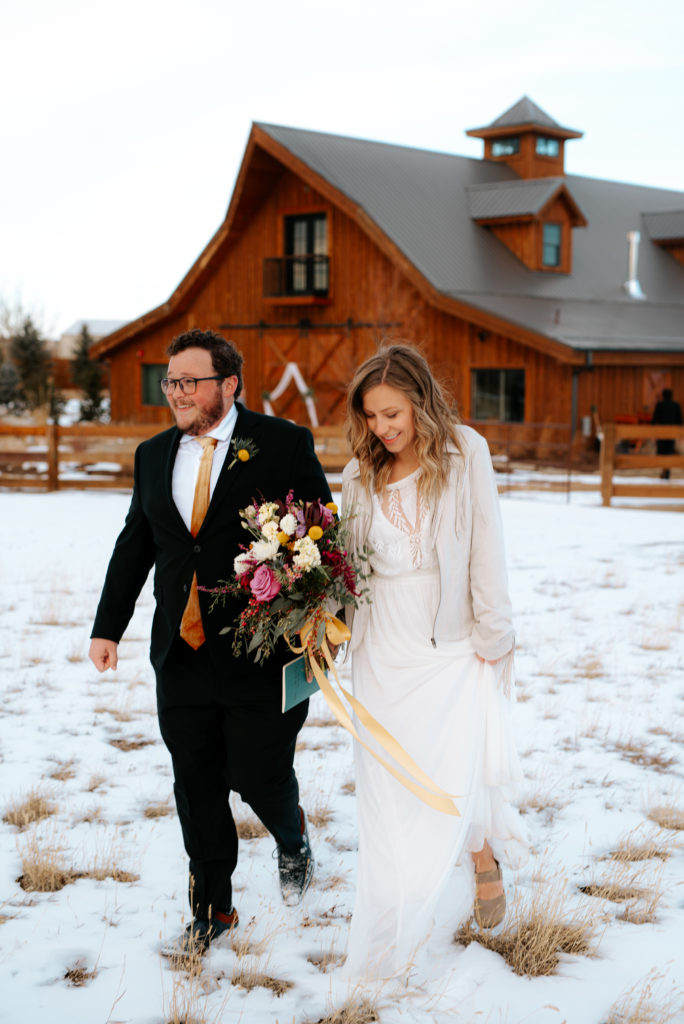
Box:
[99,154,684,443]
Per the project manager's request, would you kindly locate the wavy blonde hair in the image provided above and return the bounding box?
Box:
[346,342,462,499]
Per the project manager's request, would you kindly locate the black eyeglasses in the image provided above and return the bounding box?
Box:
[160,376,224,395]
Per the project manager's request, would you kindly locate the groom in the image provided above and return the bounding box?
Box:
[89,328,332,952]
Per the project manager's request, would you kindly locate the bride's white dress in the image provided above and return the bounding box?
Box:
[344,469,528,981]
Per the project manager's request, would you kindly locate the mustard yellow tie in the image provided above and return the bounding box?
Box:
[180,436,218,650]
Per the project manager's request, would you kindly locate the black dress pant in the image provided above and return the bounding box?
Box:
[156,636,308,920]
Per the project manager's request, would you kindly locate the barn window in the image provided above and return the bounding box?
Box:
[491,136,519,157]
[285,213,328,295]
[542,223,562,267]
[263,213,329,299]
[141,363,168,406]
[536,136,560,157]
[471,369,525,422]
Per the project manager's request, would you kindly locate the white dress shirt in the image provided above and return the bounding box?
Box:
[171,403,239,532]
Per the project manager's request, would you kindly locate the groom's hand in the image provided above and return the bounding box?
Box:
[89,638,119,672]
[305,644,341,682]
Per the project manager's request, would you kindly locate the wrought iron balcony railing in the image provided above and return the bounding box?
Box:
[263,255,330,299]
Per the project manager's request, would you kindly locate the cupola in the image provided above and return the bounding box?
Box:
[466,96,583,179]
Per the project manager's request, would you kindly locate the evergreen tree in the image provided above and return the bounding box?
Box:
[48,380,66,422]
[10,317,51,409]
[0,361,21,410]
[71,324,104,421]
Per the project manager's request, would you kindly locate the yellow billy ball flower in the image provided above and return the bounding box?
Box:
[325,502,338,514]
[308,525,323,541]
[277,531,290,545]
[237,449,250,462]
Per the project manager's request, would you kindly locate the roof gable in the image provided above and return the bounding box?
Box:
[92,118,684,360]
[466,177,587,225]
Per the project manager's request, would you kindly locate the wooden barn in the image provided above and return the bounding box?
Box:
[91,96,684,457]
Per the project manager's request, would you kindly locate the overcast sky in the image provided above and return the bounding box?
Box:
[2,0,683,338]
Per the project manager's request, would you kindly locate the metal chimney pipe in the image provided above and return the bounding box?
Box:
[623,230,646,299]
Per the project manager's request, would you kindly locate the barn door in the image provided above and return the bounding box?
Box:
[261,330,374,425]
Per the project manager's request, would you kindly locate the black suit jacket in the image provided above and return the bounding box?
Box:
[92,403,332,675]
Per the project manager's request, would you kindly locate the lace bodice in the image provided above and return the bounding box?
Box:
[368,469,437,575]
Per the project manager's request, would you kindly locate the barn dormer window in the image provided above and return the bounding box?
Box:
[491,136,519,157]
[285,213,329,295]
[542,223,562,267]
[536,136,560,157]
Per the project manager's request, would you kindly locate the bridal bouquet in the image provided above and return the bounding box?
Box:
[207,492,367,664]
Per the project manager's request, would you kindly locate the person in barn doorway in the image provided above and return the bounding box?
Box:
[651,387,683,479]
[89,327,331,955]
[340,342,528,983]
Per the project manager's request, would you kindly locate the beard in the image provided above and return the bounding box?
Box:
[173,388,226,436]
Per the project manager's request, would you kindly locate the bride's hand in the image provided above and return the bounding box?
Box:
[476,654,502,665]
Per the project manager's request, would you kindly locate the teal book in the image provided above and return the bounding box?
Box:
[281,655,323,713]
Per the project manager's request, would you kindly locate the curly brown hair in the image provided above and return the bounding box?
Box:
[167,328,244,399]
[345,342,462,499]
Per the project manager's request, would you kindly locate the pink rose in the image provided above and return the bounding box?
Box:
[249,564,281,603]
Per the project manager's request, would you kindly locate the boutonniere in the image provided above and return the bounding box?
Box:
[227,436,259,471]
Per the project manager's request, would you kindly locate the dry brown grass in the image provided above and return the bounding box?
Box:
[639,629,672,651]
[94,704,135,723]
[305,998,380,1023]
[64,959,98,986]
[578,881,649,904]
[4,790,57,830]
[47,759,77,782]
[307,951,346,972]
[143,799,173,819]
[517,778,567,823]
[86,774,107,792]
[574,653,605,678]
[230,961,293,996]
[454,879,598,977]
[17,827,139,892]
[17,830,75,892]
[341,779,356,795]
[647,799,684,832]
[163,956,227,1023]
[604,968,684,1023]
[649,724,684,745]
[603,826,673,863]
[578,862,664,925]
[109,736,154,751]
[306,714,339,728]
[229,918,276,960]
[612,739,677,774]
[74,805,104,825]
[314,873,348,892]
[296,737,345,752]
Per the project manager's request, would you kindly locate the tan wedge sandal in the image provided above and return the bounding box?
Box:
[474,858,506,929]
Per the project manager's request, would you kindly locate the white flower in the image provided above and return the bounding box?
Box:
[262,520,279,541]
[234,551,255,576]
[257,502,278,526]
[279,513,297,536]
[293,536,321,572]
[251,537,280,562]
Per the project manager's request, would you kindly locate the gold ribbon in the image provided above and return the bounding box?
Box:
[290,613,460,816]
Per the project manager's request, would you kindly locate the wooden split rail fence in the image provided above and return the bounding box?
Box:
[0,422,353,491]
[598,423,684,506]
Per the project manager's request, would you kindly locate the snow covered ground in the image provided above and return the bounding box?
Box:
[1,484,683,1024]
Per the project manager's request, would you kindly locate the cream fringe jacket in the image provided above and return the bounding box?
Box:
[341,425,515,691]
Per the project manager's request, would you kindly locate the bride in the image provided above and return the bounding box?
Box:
[341,343,528,982]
